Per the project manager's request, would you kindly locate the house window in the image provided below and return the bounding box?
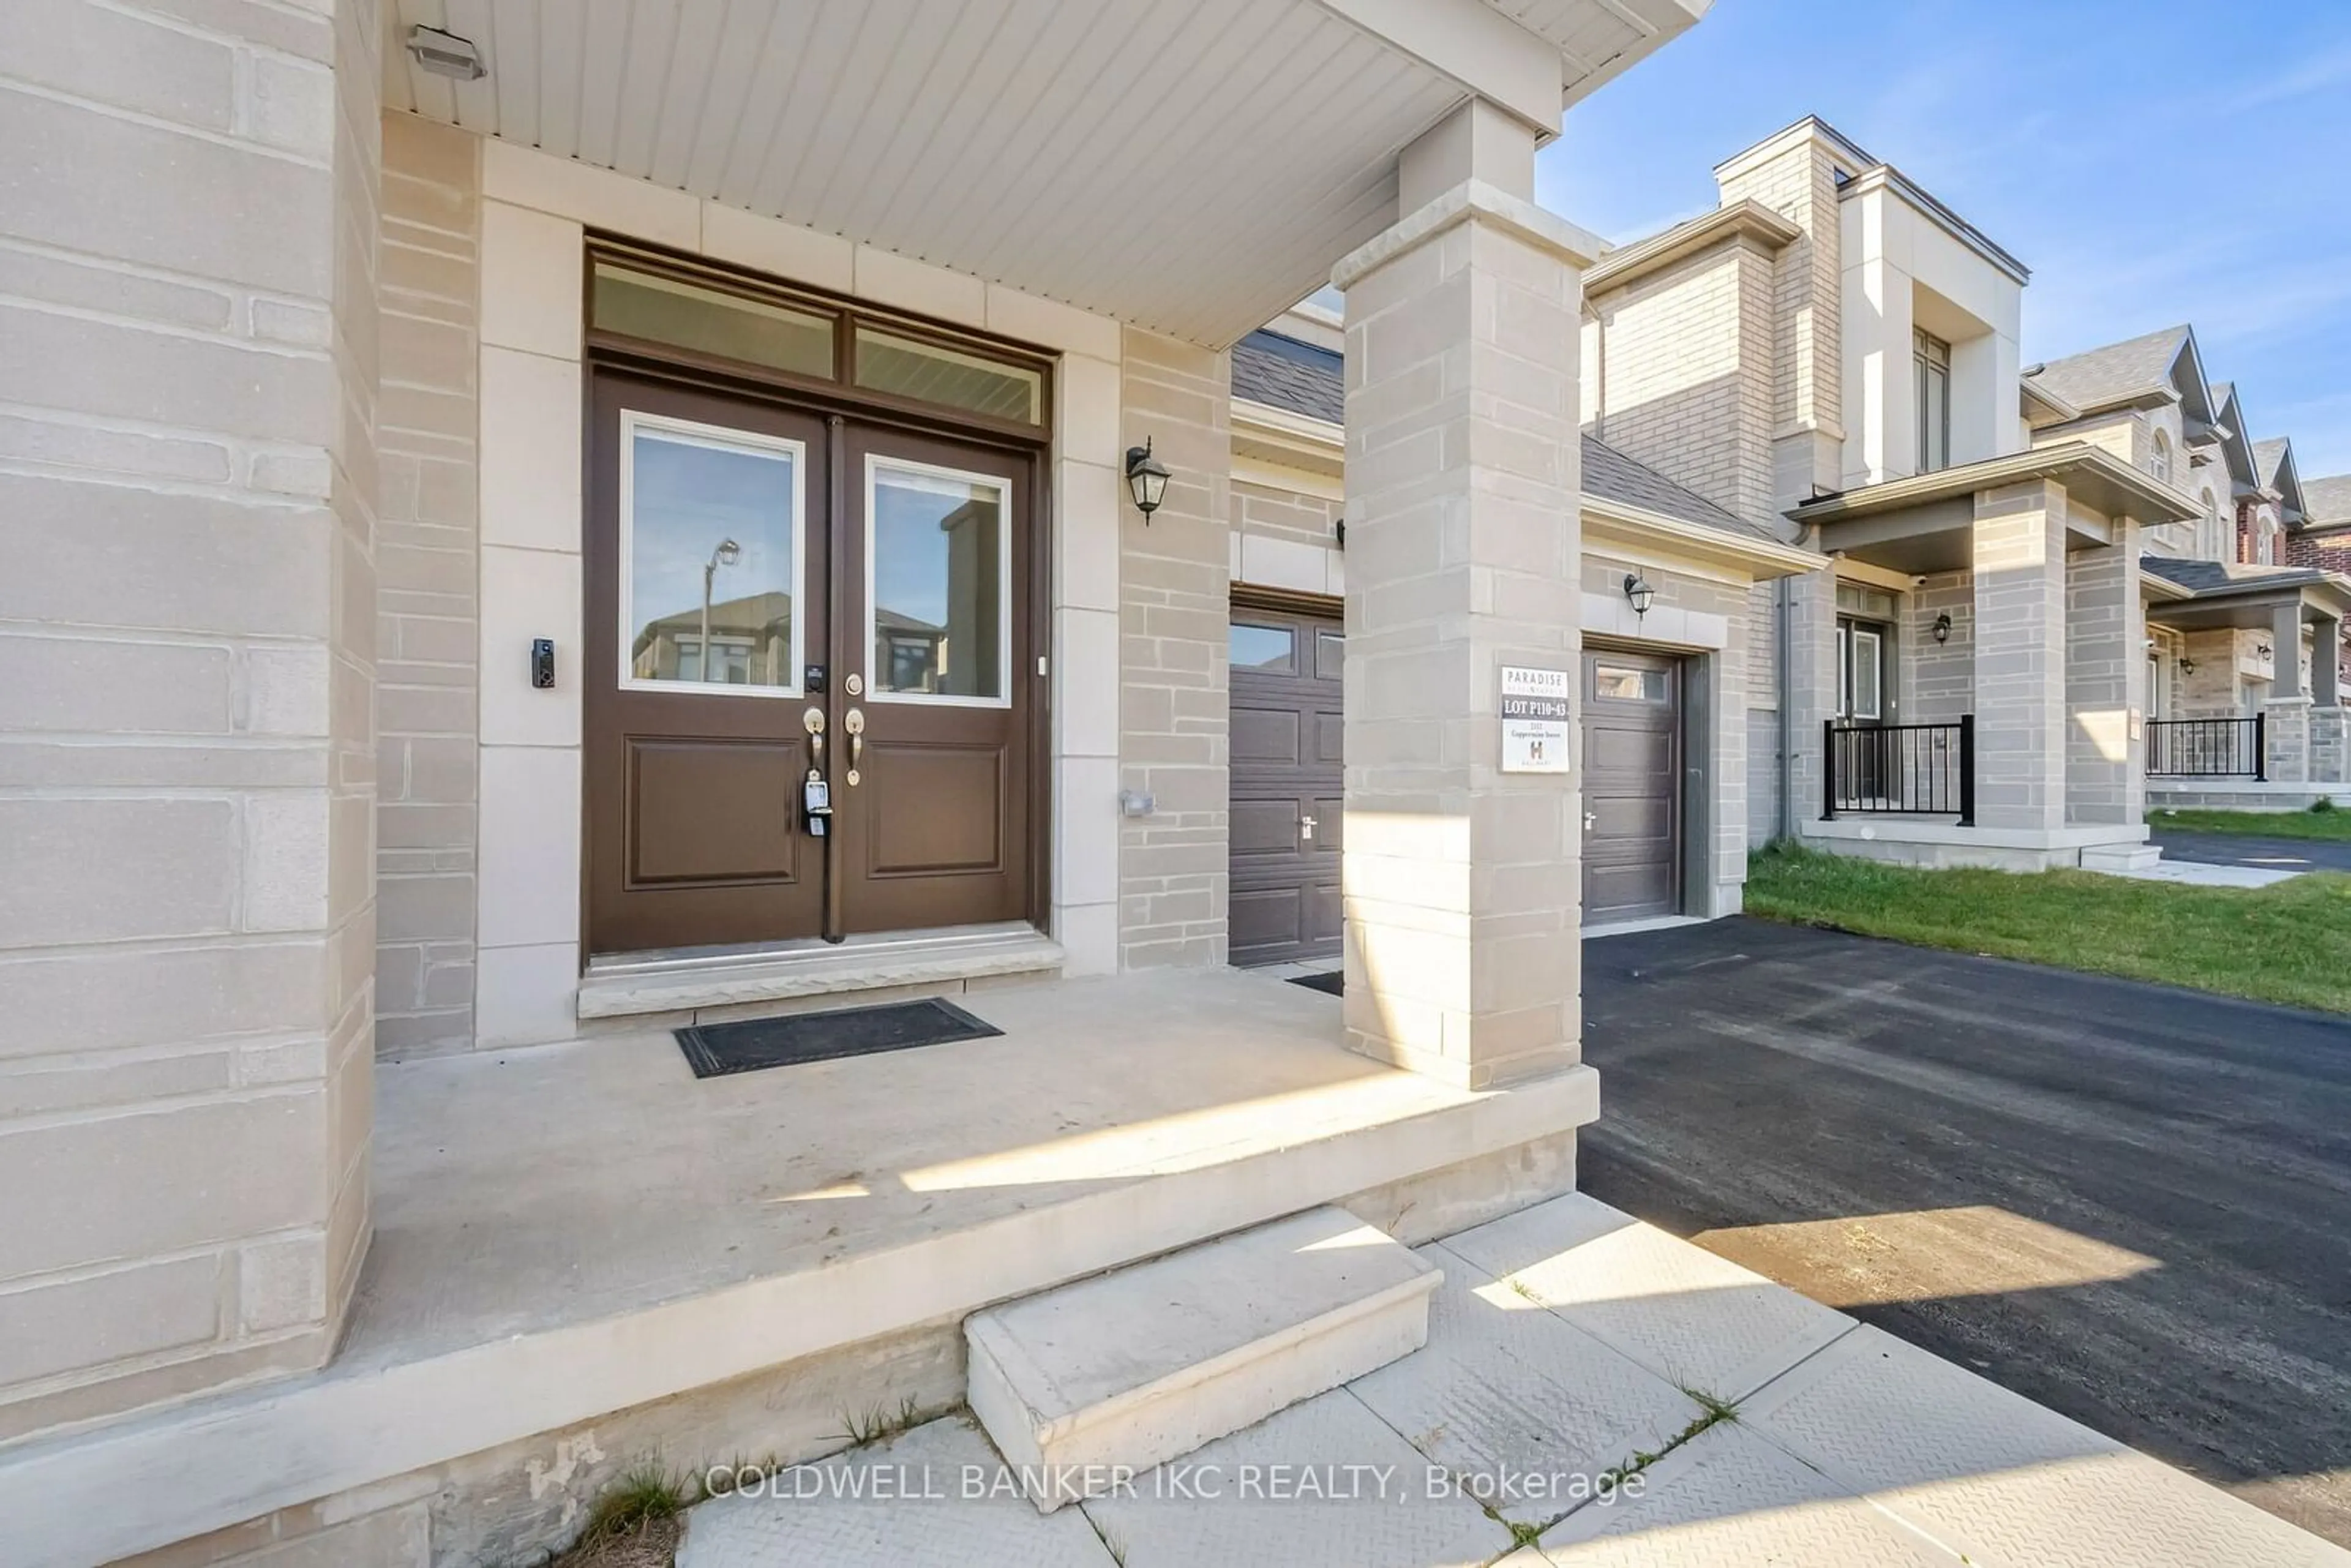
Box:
[2200,489,2220,559]
[2150,429,2171,485]
[1914,329,1951,473]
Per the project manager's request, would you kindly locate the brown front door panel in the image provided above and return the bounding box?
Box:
[587,375,1038,955]
[586,373,830,955]
[834,426,1032,934]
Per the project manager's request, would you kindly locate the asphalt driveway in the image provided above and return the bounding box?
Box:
[1580,916,2351,1545]
[2153,828,2351,874]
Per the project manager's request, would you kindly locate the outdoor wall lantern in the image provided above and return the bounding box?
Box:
[2179,655,2197,675]
[1622,572,1655,619]
[1124,440,1171,521]
[1932,612,1953,644]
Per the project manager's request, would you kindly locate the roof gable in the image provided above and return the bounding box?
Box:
[2025,324,2212,424]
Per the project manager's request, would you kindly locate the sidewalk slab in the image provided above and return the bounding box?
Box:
[1347,1245,1700,1526]
[1741,1324,2351,1567]
[678,1419,1106,1568]
[1535,1420,1961,1566]
[1440,1193,1854,1400]
[1080,1389,1505,1568]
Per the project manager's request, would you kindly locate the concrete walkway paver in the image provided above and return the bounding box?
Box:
[1441,1194,1854,1402]
[678,1194,2351,1568]
[2094,856,2300,887]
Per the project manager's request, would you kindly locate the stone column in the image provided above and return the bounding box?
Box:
[2063,524,2144,824]
[1971,481,2069,831]
[1333,104,1593,1090]
[0,0,380,1431]
[2308,613,2339,708]
[2312,615,2345,787]
[2273,602,2307,700]
[1787,563,1840,828]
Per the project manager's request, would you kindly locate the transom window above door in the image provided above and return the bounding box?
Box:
[588,249,1050,433]
[619,412,805,697]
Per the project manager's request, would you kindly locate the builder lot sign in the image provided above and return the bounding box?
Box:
[1499,666,1573,775]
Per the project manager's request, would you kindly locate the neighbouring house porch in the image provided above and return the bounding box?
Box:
[2141,558,2351,808]
[1782,443,2199,869]
[4,970,1595,1567]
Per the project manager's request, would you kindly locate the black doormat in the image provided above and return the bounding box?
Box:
[1288,970,1343,997]
[675,997,1003,1079]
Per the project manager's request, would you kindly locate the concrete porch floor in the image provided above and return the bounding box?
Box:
[10,969,1598,1568]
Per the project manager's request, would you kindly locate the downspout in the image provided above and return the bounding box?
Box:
[1777,570,1796,844]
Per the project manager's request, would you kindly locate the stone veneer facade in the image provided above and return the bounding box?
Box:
[0,0,381,1435]
[373,114,482,1059]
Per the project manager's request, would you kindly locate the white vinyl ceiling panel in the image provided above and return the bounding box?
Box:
[388,0,1477,346]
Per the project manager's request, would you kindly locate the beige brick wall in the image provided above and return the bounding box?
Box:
[1119,329,1232,968]
[1586,244,1776,528]
[0,0,380,1436]
[374,114,481,1058]
[1718,138,1843,505]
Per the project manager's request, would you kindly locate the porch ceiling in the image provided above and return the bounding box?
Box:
[387,0,1702,348]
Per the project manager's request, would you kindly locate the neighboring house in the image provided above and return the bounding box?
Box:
[1583,118,2206,870]
[0,3,1721,1564]
[1220,309,1817,959]
[2024,331,2351,802]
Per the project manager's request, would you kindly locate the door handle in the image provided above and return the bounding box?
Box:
[802,706,826,768]
[1584,811,1597,832]
[844,707,864,785]
[1300,813,1317,842]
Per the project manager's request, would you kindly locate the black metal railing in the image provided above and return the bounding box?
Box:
[2145,715,2265,779]
[1823,716,1974,823]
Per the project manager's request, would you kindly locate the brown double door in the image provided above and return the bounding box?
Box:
[585,372,1032,955]
[1227,606,1344,966]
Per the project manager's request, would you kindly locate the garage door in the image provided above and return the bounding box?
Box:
[1583,650,1681,925]
[1228,607,1343,966]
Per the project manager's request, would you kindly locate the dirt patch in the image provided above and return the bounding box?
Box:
[547,1515,681,1568]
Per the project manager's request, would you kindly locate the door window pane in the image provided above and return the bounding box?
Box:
[1592,663,1668,702]
[1230,623,1294,671]
[593,262,836,380]
[869,459,1006,703]
[855,326,1042,424]
[622,416,803,695]
[1851,629,1883,719]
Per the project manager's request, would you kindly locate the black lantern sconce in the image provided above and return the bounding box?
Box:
[1622,572,1655,620]
[1932,611,1953,644]
[1123,440,1171,522]
[2178,655,2197,675]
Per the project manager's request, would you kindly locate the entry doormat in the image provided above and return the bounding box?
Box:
[1288,970,1343,997]
[675,997,1003,1079]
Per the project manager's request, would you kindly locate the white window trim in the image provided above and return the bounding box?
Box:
[616,408,809,700]
[863,452,1014,710]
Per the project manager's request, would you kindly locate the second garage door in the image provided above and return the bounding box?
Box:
[1227,607,1343,966]
[1582,650,1681,925]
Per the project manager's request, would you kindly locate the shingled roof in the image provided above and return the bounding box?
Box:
[2254,438,2290,487]
[2025,325,2194,415]
[2141,555,2327,596]
[1231,330,1343,425]
[2303,473,2351,530]
[1228,329,1780,545]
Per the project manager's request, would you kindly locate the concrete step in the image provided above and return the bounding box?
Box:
[966,1206,1440,1510]
[2079,842,2163,872]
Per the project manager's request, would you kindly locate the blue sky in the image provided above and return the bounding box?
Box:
[1543,0,2351,479]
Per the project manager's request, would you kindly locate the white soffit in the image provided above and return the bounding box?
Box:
[389,0,1471,347]
[389,0,1703,347]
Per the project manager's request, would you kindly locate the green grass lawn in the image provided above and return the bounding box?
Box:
[1744,844,2351,1015]
[2149,805,2351,842]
